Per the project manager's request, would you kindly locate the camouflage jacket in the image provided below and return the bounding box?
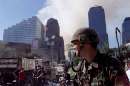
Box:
[73,52,125,86]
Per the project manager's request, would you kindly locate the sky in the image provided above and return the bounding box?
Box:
[0,0,130,48]
[0,0,46,40]
[37,0,130,48]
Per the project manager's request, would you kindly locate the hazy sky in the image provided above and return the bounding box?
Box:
[37,0,130,48]
[0,0,130,48]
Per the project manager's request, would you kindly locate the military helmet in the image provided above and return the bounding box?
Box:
[71,27,99,45]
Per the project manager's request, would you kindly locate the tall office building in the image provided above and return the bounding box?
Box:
[88,6,109,49]
[122,17,130,44]
[42,18,65,63]
[46,18,60,38]
[3,16,44,45]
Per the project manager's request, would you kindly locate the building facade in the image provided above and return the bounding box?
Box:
[42,18,65,63]
[3,16,44,45]
[122,17,130,44]
[88,6,109,51]
[3,17,65,63]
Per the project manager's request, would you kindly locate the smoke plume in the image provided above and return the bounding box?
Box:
[37,0,130,47]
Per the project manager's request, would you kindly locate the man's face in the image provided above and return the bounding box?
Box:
[72,41,80,53]
[72,41,93,58]
[73,41,80,56]
[72,40,85,57]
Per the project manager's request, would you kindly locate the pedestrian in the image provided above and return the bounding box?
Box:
[32,65,43,86]
[71,27,129,86]
[18,67,26,86]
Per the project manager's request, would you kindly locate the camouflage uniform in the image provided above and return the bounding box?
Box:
[73,51,124,86]
[71,28,127,86]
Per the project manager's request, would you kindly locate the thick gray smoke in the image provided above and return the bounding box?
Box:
[37,0,130,47]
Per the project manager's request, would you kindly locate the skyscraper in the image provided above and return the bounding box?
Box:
[122,17,130,44]
[46,18,60,38]
[88,6,109,50]
[3,16,44,45]
[42,18,65,63]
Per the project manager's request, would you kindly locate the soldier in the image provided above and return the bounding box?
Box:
[71,27,129,86]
